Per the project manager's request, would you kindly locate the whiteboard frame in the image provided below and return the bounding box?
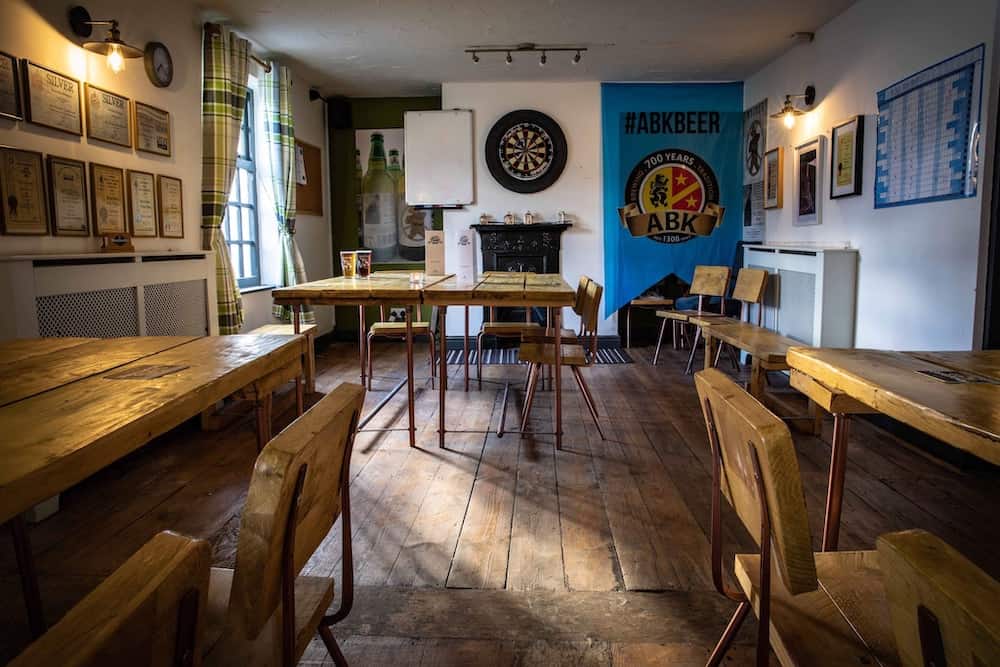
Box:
[403,109,475,206]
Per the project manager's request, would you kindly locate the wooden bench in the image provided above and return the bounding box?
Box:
[249,323,318,393]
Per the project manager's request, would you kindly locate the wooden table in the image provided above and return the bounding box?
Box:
[625,296,674,348]
[788,347,1000,551]
[425,272,576,449]
[0,334,306,637]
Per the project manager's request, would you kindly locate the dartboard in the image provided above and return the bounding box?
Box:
[485,110,567,194]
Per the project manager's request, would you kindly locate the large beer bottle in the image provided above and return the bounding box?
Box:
[393,154,426,261]
[354,149,364,248]
[362,133,397,262]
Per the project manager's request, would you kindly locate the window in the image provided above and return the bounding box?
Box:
[225,90,261,289]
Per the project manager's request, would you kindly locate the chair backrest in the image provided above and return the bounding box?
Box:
[573,275,592,316]
[689,265,731,298]
[227,382,365,639]
[694,368,817,595]
[581,278,603,337]
[731,268,768,305]
[12,531,210,667]
[878,529,1000,667]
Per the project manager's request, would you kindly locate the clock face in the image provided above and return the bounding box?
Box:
[144,42,173,88]
[485,110,567,194]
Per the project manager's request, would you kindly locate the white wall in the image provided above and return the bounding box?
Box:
[441,81,613,335]
[745,0,997,350]
[0,0,334,335]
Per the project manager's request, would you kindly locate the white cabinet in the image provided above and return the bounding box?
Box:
[743,244,858,347]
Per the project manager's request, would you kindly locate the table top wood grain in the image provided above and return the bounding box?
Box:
[0,334,305,525]
[271,272,453,305]
[423,273,575,307]
[787,347,1000,465]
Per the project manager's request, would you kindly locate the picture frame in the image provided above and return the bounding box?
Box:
[133,101,171,156]
[126,169,157,237]
[830,115,864,198]
[0,51,23,121]
[89,162,126,235]
[46,155,90,236]
[0,146,49,235]
[84,83,131,148]
[157,175,184,238]
[22,60,82,136]
[763,147,783,209]
[794,136,825,226]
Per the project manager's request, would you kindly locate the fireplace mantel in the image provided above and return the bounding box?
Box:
[471,223,571,274]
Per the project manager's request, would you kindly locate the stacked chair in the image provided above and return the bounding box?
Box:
[694,367,1000,666]
[652,265,731,367]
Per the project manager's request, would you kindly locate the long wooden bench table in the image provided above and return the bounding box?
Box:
[0,334,306,638]
[788,347,1000,551]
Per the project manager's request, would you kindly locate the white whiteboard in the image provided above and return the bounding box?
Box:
[404,109,474,206]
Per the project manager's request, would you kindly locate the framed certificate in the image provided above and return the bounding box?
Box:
[85,83,131,147]
[0,52,23,121]
[794,136,824,226]
[157,175,183,238]
[126,170,157,237]
[133,102,171,156]
[89,163,126,235]
[22,60,82,136]
[830,115,864,199]
[46,155,89,236]
[763,147,783,209]
[0,147,48,235]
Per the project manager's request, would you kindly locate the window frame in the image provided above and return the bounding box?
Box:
[225,89,262,290]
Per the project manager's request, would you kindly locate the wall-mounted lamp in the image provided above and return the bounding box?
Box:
[69,6,143,74]
[770,85,816,129]
[466,43,587,66]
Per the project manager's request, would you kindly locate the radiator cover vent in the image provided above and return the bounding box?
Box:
[144,280,209,336]
[37,287,140,338]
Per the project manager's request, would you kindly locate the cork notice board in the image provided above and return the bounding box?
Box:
[296,140,323,216]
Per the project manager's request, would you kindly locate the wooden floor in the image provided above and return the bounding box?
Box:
[2,339,999,665]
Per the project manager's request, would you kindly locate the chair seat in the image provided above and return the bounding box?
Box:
[519,342,588,366]
[203,566,336,667]
[370,321,431,334]
[482,321,543,335]
[734,550,900,667]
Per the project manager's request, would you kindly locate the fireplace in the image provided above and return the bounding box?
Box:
[471,222,571,332]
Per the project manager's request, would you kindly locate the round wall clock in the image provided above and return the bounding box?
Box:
[144,42,173,88]
[485,109,567,194]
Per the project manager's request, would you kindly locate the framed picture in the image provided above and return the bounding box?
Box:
[0,147,48,235]
[22,60,82,136]
[763,147,783,209]
[85,83,131,148]
[126,170,157,237]
[0,52,23,121]
[89,163,126,235]
[830,115,864,198]
[133,102,171,156]
[157,175,184,238]
[794,136,825,226]
[46,155,89,236]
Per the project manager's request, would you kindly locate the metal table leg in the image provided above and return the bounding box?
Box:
[554,308,563,450]
[822,414,851,551]
[357,305,367,386]
[464,306,470,392]
[405,306,415,447]
[10,516,45,638]
[438,306,448,448]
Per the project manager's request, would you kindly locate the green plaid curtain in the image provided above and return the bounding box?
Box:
[201,24,249,334]
[262,63,315,325]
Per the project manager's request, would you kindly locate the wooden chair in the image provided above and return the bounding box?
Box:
[11,531,211,667]
[366,305,436,391]
[694,367,898,666]
[476,275,589,388]
[653,265,731,367]
[519,279,605,440]
[202,382,365,667]
[688,267,768,373]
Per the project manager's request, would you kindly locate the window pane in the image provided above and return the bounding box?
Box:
[229,244,241,277]
[241,207,253,240]
[240,169,252,200]
[243,244,253,276]
[237,127,247,160]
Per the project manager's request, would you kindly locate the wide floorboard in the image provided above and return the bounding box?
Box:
[2,339,998,665]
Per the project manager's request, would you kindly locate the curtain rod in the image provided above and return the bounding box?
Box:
[250,53,272,73]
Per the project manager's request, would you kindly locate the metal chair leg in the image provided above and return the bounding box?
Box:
[684,326,702,375]
[652,318,668,366]
[476,331,485,389]
[713,340,725,368]
[707,601,751,667]
[571,366,605,440]
[520,363,540,433]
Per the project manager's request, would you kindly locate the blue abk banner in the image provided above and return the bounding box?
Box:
[602,83,743,316]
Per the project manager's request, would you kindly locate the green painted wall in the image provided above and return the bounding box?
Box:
[328,96,442,336]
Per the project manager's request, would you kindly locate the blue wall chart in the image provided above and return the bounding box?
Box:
[875,44,984,209]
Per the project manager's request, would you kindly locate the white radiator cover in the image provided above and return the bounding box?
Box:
[0,252,218,339]
[743,244,858,348]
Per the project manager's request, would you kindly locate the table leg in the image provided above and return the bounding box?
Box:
[626,305,632,348]
[292,304,301,334]
[255,392,273,451]
[438,306,448,448]
[357,305,367,386]
[295,376,304,416]
[10,515,45,639]
[822,414,851,551]
[405,306,416,447]
[554,308,563,450]
[464,306,470,392]
[748,360,765,399]
[704,332,717,371]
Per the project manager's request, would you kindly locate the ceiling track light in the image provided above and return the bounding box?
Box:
[464,43,587,66]
[769,85,816,129]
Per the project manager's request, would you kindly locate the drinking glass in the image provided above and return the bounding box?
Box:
[340,251,357,278]
[356,250,372,277]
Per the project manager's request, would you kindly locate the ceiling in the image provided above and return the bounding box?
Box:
[208,0,856,97]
